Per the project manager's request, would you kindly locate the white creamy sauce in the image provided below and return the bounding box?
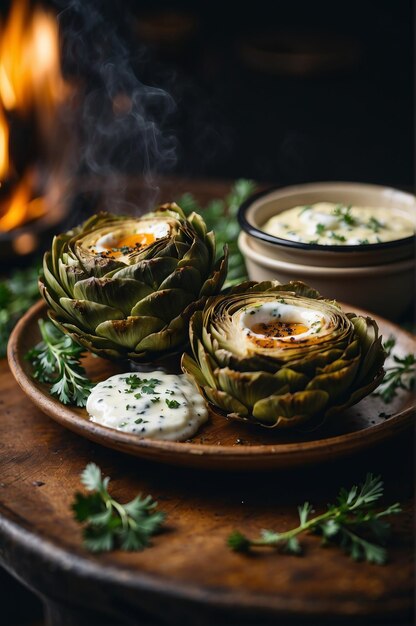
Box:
[87,372,208,441]
[262,202,415,245]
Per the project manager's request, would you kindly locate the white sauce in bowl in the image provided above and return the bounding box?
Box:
[262,202,415,245]
[87,372,208,441]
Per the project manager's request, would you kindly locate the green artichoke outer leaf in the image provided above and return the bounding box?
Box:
[186,211,208,240]
[96,316,165,350]
[158,265,202,295]
[58,260,88,296]
[47,312,124,359]
[306,357,360,401]
[59,297,124,333]
[349,315,387,384]
[199,248,229,296]
[253,390,329,427]
[325,367,385,418]
[216,367,291,409]
[110,257,178,288]
[181,352,209,388]
[130,288,195,322]
[42,254,68,300]
[177,237,210,276]
[73,277,153,316]
[204,387,249,417]
[197,339,218,389]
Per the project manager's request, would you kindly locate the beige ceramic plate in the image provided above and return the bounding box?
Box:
[8,300,415,470]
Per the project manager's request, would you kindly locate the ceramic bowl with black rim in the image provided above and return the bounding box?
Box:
[237,182,416,319]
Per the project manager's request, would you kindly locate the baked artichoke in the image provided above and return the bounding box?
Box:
[39,204,228,361]
[182,281,386,429]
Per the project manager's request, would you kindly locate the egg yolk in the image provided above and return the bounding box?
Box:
[248,320,309,348]
[95,232,156,258]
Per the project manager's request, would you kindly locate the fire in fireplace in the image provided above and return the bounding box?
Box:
[0,0,73,257]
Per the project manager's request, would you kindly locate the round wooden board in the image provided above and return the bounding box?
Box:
[7,300,416,470]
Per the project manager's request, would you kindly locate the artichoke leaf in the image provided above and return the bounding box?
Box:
[186,211,208,240]
[47,313,123,359]
[42,256,68,299]
[73,277,153,316]
[204,387,249,417]
[110,257,178,288]
[59,297,124,332]
[350,316,387,383]
[216,367,291,408]
[199,248,229,296]
[95,315,165,349]
[158,265,202,295]
[177,237,210,275]
[307,357,360,400]
[131,288,195,322]
[325,367,385,418]
[253,390,329,426]
[181,353,209,388]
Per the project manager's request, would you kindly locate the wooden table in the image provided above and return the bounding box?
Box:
[0,178,414,626]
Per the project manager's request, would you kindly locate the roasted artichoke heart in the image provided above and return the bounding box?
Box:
[182,281,386,428]
[39,204,228,361]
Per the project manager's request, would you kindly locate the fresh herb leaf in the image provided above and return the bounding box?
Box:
[72,463,165,553]
[228,474,401,564]
[25,319,94,407]
[166,399,180,409]
[315,223,326,236]
[375,353,416,403]
[0,265,40,357]
[368,217,383,233]
[333,204,357,227]
[330,232,347,243]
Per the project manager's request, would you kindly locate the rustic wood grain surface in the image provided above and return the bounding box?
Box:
[0,179,414,626]
[0,354,414,626]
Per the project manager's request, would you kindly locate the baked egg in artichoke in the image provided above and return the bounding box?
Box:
[39,203,228,361]
[181,281,386,428]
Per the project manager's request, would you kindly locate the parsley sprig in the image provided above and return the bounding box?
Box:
[0,265,40,358]
[179,179,256,288]
[25,319,94,407]
[72,463,165,552]
[374,337,415,403]
[228,474,401,564]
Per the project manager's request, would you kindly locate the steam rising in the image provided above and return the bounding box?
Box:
[56,0,178,209]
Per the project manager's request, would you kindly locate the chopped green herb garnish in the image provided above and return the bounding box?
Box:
[333,204,357,227]
[134,392,142,400]
[166,399,180,409]
[368,217,383,233]
[330,232,347,243]
[315,223,326,236]
[151,397,160,404]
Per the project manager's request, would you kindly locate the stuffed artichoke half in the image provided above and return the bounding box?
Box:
[39,204,228,361]
[182,281,386,429]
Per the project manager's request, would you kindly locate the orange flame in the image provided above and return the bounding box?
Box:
[0,0,67,233]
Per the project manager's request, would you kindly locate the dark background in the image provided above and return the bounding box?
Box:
[0,1,414,624]
[54,0,413,189]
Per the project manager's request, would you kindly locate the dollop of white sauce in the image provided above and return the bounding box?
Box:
[262,202,415,245]
[87,372,208,441]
